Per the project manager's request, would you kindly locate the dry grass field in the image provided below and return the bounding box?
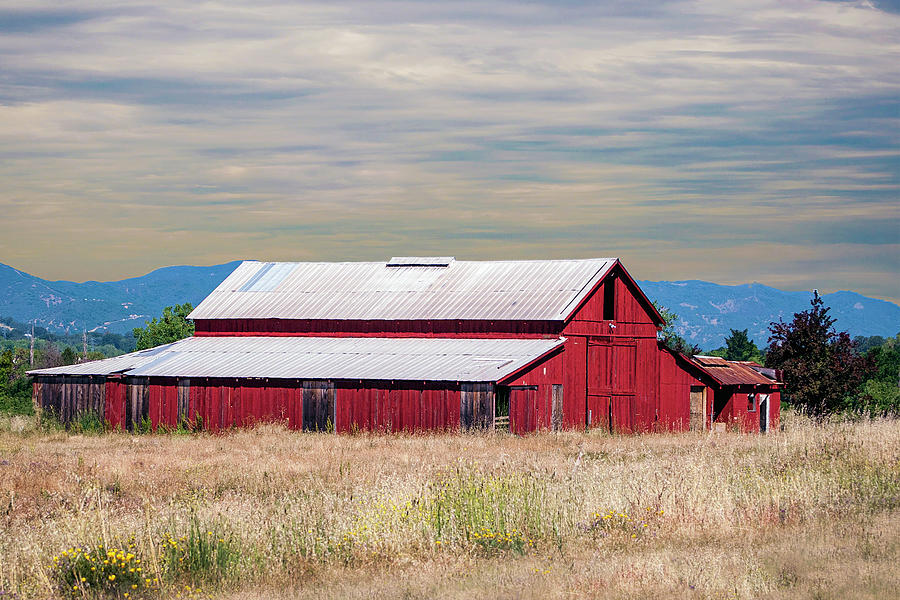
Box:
[0,414,898,599]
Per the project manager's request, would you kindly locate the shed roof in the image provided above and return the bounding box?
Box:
[691,356,780,387]
[29,336,565,383]
[188,258,620,322]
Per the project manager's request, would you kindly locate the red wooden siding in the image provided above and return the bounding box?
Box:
[509,387,539,434]
[178,379,304,432]
[105,379,126,430]
[195,318,558,338]
[656,350,705,431]
[335,382,462,433]
[769,391,781,430]
[710,387,779,433]
[502,347,567,433]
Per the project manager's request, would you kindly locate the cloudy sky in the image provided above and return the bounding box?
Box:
[1,0,898,301]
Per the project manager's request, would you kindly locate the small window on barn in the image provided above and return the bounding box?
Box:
[603,275,616,321]
[747,393,756,412]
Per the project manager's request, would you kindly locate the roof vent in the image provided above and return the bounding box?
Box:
[386,257,454,267]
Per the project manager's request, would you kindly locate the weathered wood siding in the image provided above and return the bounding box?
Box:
[34,375,106,425]
[460,383,494,430]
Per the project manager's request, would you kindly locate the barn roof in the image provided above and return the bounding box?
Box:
[27,342,179,377]
[29,336,565,383]
[690,356,780,387]
[188,258,623,322]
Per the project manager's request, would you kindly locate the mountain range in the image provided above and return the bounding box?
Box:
[1,261,897,350]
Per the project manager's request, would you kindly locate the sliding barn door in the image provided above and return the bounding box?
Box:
[588,340,636,432]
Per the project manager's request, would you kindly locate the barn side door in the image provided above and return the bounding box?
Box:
[461,383,495,431]
[588,339,636,432]
[689,386,706,432]
[759,394,770,433]
[551,384,564,431]
[302,380,335,432]
[508,386,537,435]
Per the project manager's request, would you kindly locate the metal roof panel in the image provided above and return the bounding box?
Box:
[31,336,565,382]
[188,259,617,321]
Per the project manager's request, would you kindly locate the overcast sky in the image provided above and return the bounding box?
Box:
[1,0,898,302]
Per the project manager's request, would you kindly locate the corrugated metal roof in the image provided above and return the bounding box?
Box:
[188,258,617,322]
[27,342,179,377]
[691,356,779,386]
[30,336,565,382]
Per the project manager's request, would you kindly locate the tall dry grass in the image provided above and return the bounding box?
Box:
[0,413,897,599]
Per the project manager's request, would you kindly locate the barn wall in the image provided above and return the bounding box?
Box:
[195,318,559,338]
[334,381,465,433]
[105,379,126,430]
[769,391,781,430]
[183,378,305,432]
[33,376,106,425]
[656,351,705,431]
[502,348,566,433]
[712,387,779,432]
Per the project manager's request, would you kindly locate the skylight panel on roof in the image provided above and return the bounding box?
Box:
[386,257,454,267]
[238,262,295,291]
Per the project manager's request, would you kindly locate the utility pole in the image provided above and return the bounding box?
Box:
[82,327,87,361]
[30,321,34,367]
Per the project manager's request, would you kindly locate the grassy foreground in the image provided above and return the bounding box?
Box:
[0,414,898,599]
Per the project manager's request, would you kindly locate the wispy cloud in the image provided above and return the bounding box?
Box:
[0,0,897,301]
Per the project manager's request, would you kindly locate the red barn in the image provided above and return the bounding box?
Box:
[29,257,776,434]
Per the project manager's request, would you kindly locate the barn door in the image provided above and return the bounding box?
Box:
[508,386,537,434]
[586,395,610,430]
[461,383,495,430]
[588,339,636,431]
[759,394,769,432]
[689,386,706,431]
[302,381,335,432]
[610,395,634,433]
[551,384,564,431]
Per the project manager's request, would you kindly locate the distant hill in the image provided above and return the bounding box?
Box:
[639,280,900,349]
[1,261,898,349]
[0,261,242,335]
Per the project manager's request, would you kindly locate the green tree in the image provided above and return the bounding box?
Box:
[61,346,78,365]
[133,303,195,351]
[723,328,763,363]
[855,334,900,416]
[0,347,33,415]
[766,292,873,419]
[652,301,701,356]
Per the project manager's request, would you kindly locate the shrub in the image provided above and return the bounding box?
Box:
[48,541,156,598]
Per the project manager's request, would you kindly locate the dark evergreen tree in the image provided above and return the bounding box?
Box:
[60,346,78,365]
[766,292,873,418]
[723,328,759,362]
